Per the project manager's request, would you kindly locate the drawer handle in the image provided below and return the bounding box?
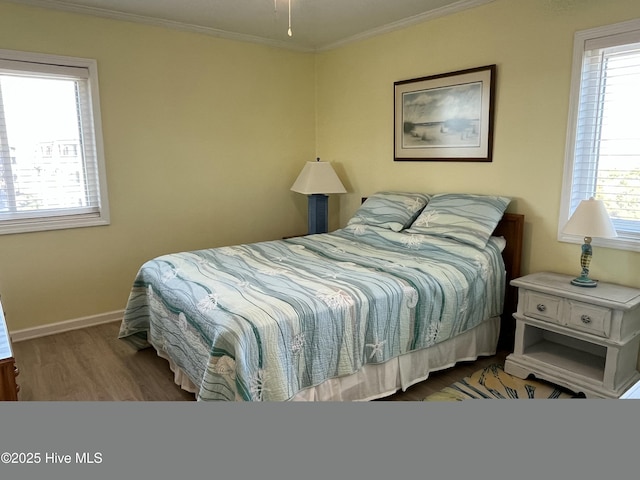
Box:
[536,304,546,312]
[581,314,592,324]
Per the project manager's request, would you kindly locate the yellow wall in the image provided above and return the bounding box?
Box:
[2,0,640,332]
[316,0,640,288]
[0,2,316,330]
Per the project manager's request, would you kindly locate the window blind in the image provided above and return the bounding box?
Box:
[570,30,640,237]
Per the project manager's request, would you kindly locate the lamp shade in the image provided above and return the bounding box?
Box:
[562,197,617,238]
[291,160,346,195]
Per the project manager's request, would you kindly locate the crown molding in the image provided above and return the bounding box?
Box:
[316,0,495,52]
[5,0,494,53]
[5,0,315,52]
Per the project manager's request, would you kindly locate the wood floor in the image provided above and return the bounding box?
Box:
[11,321,509,401]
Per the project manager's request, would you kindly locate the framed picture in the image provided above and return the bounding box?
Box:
[394,64,496,162]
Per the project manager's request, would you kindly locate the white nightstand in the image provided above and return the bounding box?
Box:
[504,272,640,398]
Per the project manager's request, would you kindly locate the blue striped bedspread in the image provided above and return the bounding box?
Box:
[118,225,506,401]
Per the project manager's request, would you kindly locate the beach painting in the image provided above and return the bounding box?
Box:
[394,65,495,161]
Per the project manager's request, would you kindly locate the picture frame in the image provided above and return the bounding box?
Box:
[394,64,496,162]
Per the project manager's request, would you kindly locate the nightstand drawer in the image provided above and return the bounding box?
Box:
[566,301,611,338]
[523,291,562,323]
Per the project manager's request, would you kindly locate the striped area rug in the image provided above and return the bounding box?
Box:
[424,364,581,400]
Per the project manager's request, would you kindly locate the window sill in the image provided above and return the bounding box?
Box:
[558,232,640,253]
[0,215,110,236]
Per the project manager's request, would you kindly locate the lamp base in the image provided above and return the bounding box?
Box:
[571,275,598,288]
[571,237,597,287]
[307,194,329,235]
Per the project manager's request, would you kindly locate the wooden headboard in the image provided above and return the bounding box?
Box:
[359,197,524,350]
[493,213,525,350]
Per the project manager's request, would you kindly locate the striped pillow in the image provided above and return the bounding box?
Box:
[347,191,430,232]
[406,193,511,248]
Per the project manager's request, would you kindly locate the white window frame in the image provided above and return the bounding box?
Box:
[558,18,640,252]
[0,49,109,235]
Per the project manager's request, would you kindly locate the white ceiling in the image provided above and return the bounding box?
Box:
[7,0,495,51]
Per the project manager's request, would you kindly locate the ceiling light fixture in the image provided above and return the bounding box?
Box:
[274,0,293,37]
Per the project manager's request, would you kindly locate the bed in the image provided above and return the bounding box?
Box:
[119,192,524,401]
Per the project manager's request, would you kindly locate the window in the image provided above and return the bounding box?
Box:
[559,19,640,252]
[0,49,109,235]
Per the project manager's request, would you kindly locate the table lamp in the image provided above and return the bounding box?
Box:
[562,197,617,287]
[291,158,346,234]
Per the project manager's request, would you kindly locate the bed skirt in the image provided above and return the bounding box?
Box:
[152,316,500,402]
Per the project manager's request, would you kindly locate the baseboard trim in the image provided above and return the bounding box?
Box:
[11,310,125,343]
